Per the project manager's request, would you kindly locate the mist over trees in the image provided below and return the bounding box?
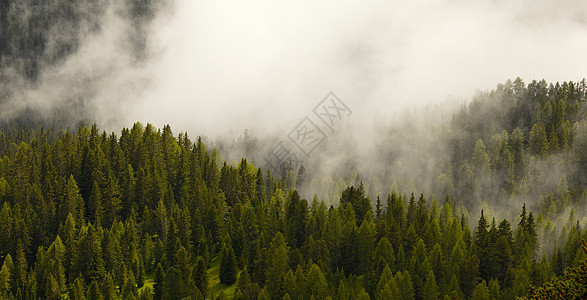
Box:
[222,78,586,230]
[0,1,586,299]
[0,0,163,128]
[0,103,585,298]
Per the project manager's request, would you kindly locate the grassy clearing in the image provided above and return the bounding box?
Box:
[136,257,240,299]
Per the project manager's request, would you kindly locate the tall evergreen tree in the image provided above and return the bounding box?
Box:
[153,263,165,300]
[220,241,238,285]
[192,256,208,297]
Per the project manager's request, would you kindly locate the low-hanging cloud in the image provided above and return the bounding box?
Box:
[2,0,586,137]
[122,0,587,138]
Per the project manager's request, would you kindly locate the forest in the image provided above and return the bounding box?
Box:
[1,0,586,299]
[0,77,586,299]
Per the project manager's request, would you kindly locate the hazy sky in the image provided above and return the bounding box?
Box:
[8,0,585,137]
[116,0,587,136]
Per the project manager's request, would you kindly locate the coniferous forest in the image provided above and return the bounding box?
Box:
[1,0,587,299]
[0,77,586,299]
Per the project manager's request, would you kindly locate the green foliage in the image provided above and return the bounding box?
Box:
[0,117,583,299]
[153,263,165,300]
[524,242,587,300]
[470,279,490,300]
[219,240,238,285]
[423,270,439,300]
[265,232,289,299]
[306,264,328,299]
[340,183,371,225]
[192,256,208,297]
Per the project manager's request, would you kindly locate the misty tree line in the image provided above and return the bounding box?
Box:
[0,0,159,81]
[227,79,587,253]
[0,0,169,132]
[0,120,585,299]
[0,0,161,128]
[225,79,586,221]
[448,78,586,208]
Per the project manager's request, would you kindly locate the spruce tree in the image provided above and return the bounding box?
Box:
[192,256,208,297]
[470,280,490,300]
[153,263,165,300]
[220,243,237,285]
[88,280,104,300]
[423,270,439,300]
[101,275,117,300]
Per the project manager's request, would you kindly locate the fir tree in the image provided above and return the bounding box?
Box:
[220,242,238,285]
[192,256,208,297]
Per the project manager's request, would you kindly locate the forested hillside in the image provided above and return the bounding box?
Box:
[0,2,586,299]
[0,117,585,299]
[250,79,587,241]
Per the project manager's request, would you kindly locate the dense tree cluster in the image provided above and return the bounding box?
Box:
[524,241,587,300]
[294,79,586,240]
[0,121,584,299]
[448,79,586,210]
[1,1,585,298]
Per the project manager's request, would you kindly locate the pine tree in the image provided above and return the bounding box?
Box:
[375,196,382,221]
[255,168,266,205]
[24,272,37,300]
[285,190,308,248]
[488,278,500,300]
[61,175,85,222]
[0,254,13,298]
[472,139,491,174]
[102,173,122,228]
[139,286,154,300]
[88,181,103,225]
[14,240,27,293]
[376,264,393,299]
[357,288,371,300]
[398,270,415,300]
[340,183,371,225]
[470,280,490,300]
[88,280,104,300]
[220,242,237,285]
[101,275,117,300]
[306,264,328,299]
[423,270,439,300]
[462,254,480,298]
[192,256,208,297]
[74,224,106,283]
[175,245,191,291]
[71,277,87,300]
[297,165,307,189]
[45,274,59,300]
[265,232,288,298]
[374,237,395,273]
[236,268,260,300]
[357,214,375,275]
[529,122,549,156]
[525,212,539,257]
[153,263,165,300]
[383,277,401,300]
[495,235,513,287]
[122,270,138,299]
[475,211,491,280]
[447,274,463,299]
